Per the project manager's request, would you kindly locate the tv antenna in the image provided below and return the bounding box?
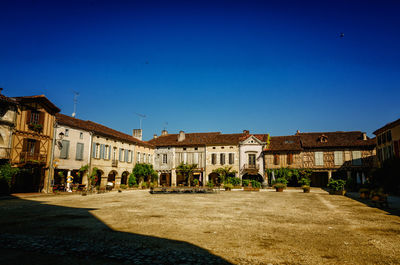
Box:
[72,91,79,118]
[135,113,146,130]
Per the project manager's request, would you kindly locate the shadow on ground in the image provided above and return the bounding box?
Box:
[345,192,400,218]
[0,196,232,265]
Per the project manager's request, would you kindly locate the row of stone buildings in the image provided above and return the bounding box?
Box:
[1,89,398,192]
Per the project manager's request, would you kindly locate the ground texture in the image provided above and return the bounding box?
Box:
[0,189,400,264]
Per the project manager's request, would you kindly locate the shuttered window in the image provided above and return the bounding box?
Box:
[76,143,84,160]
[211,154,216,165]
[137,152,140,162]
[92,142,96,158]
[287,153,293,165]
[193,153,199,164]
[119,148,123,162]
[162,154,167,164]
[220,153,225,165]
[249,154,256,165]
[352,151,362,165]
[229,153,234,164]
[100,144,105,159]
[334,151,343,166]
[273,154,279,165]
[315,152,324,166]
[60,140,70,159]
[125,150,129,162]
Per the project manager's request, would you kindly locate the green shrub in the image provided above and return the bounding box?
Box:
[272,177,288,185]
[226,177,241,186]
[128,173,137,187]
[193,179,199,186]
[274,183,287,189]
[206,181,214,188]
[141,182,147,189]
[298,178,310,187]
[242,179,250,187]
[224,183,233,190]
[120,184,127,189]
[327,179,346,191]
[0,164,19,194]
[250,180,261,188]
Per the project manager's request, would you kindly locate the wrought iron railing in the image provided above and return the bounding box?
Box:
[19,152,47,164]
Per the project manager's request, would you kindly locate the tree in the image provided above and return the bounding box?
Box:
[0,164,19,194]
[132,163,158,185]
[212,166,237,185]
[176,162,198,187]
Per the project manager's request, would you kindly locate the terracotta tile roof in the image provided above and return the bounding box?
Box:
[148,132,221,147]
[239,134,270,143]
[0,94,17,104]
[209,133,247,145]
[265,135,302,151]
[56,113,153,148]
[297,131,375,148]
[373,118,400,135]
[13,95,61,114]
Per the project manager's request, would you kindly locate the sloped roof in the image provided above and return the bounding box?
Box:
[148,132,221,147]
[297,131,375,148]
[373,118,400,135]
[209,133,247,145]
[0,94,17,105]
[13,95,61,114]
[265,135,302,151]
[56,113,153,148]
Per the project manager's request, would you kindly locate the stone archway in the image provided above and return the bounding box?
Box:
[208,172,220,186]
[95,169,104,187]
[242,173,264,183]
[160,173,171,186]
[107,170,118,190]
[121,171,129,185]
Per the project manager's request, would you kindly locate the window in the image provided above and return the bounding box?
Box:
[194,147,198,150]
[60,140,70,159]
[387,130,392,142]
[144,153,147,163]
[104,145,109,160]
[273,154,279,165]
[183,148,187,151]
[382,133,387,144]
[377,148,383,162]
[287,153,293,165]
[229,153,234,164]
[211,154,216,165]
[137,152,140,162]
[112,147,117,160]
[125,149,129,162]
[220,153,225,165]
[30,111,40,124]
[212,147,216,149]
[221,146,224,149]
[65,129,69,136]
[377,135,382,145]
[76,143,84,160]
[183,153,187,164]
[315,152,324,166]
[162,154,167,164]
[148,154,151,163]
[249,154,256,165]
[119,148,124,162]
[352,151,362,165]
[334,151,343,166]
[80,132,83,139]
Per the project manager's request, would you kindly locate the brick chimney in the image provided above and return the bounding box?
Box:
[153,134,158,139]
[296,130,300,135]
[161,130,168,136]
[362,132,367,140]
[243,130,249,134]
[132,129,142,141]
[178,131,185,142]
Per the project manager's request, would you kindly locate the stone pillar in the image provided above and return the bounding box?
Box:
[157,172,161,186]
[115,176,121,189]
[82,172,88,185]
[172,170,177,186]
[101,176,108,188]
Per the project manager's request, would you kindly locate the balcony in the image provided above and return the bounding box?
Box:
[0,147,11,160]
[19,152,47,164]
[242,164,260,174]
[112,160,118,167]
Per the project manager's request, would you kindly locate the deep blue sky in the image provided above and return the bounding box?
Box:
[1,0,399,140]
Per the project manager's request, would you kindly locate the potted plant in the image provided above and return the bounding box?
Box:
[193,178,199,187]
[298,177,311,193]
[141,182,147,189]
[327,179,346,195]
[273,177,287,192]
[224,183,233,191]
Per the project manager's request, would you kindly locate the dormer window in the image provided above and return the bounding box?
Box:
[318,134,328,143]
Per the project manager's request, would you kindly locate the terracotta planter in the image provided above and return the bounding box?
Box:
[329,190,346,195]
[275,187,284,192]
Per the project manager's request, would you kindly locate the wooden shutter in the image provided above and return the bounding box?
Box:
[38,112,45,126]
[125,150,129,162]
[119,148,122,162]
[394,140,400,158]
[60,140,69,159]
[287,153,293,165]
[34,140,41,154]
[92,142,96,158]
[109,146,112,160]
[274,154,279,165]
[26,110,31,125]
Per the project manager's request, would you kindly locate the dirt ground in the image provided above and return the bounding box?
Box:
[1,189,400,264]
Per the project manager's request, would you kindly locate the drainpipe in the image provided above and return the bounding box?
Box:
[47,119,57,193]
[88,131,93,186]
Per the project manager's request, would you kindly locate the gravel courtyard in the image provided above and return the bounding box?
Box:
[1,189,400,265]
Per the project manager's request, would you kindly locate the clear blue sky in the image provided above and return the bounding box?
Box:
[1,0,399,140]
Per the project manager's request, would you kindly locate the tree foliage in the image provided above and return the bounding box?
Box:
[212,166,237,185]
[176,162,198,186]
[0,164,19,194]
[132,163,158,183]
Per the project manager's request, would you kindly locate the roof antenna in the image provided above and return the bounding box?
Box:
[72,91,79,118]
[135,113,146,130]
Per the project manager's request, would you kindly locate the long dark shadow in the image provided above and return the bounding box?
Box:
[0,196,232,265]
